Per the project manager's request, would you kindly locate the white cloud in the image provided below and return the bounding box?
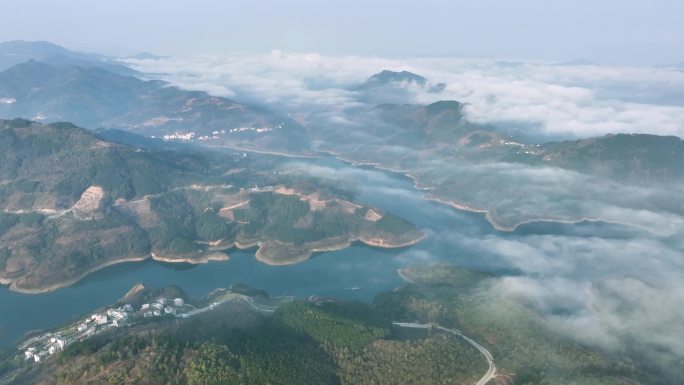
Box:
[125,53,684,369]
[127,52,684,138]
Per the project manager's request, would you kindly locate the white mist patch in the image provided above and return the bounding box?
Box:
[126,52,684,138]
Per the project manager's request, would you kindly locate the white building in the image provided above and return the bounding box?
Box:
[173,298,184,306]
[107,309,127,320]
[141,303,150,310]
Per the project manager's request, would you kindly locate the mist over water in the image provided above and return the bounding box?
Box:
[2,154,671,361]
[0,155,490,346]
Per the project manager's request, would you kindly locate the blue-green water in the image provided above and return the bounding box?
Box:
[0,156,628,346]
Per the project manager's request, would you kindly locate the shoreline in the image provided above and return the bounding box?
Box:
[209,143,319,159]
[360,233,428,248]
[5,255,150,294]
[254,231,427,266]
[3,230,426,294]
[150,251,229,264]
[318,149,649,234]
[314,149,435,192]
[4,251,231,294]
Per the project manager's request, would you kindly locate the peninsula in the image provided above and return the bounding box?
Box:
[0,119,424,293]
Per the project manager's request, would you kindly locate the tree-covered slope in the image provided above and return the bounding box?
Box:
[0,285,485,385]
[0,120,422,293]
[538,133,684,184]
[375,265,668,385]
[0,266,666,385]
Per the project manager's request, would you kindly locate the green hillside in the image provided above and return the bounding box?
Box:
[0,265,666,385]
[0,120,421,293]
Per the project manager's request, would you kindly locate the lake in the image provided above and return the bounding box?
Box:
[0,155,627,347]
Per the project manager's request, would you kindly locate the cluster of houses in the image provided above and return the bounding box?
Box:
[141,297,185,318]
[161,132,195,141]
[23,336,65,363]
[157,124,281,143]
[196,129,226,141]
[22,297,189,365]
[22,304,136,364]
[227,126,273,134]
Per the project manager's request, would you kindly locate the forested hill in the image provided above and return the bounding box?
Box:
[0,118,213,207]
[0,265,665,385]
[0,119,422,293]
[538,133,684,184]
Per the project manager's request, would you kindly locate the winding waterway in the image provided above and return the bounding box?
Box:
[0,155,632,347]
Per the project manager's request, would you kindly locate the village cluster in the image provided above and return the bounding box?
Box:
[159,124,280,142]
[21,297,189,364]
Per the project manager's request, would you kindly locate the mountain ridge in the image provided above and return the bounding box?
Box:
[0,60,310,153]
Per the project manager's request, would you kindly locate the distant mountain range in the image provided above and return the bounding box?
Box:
[0,59,309,152]
[307,95,684,232]
[1,39,683,234]
[0,40,136,75]
[333,98,684,184]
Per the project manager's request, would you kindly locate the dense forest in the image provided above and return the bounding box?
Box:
[0,119,421,292]
[374,265,666,385]
[1,285,484,385]
[1,264,668,385]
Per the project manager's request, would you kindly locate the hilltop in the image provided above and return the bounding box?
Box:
[361,70,428,87]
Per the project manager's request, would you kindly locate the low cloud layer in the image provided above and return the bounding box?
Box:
[127,52,684,139]
[126,53,684,373]
[281,159,684,373]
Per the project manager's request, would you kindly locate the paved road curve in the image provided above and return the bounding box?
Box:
[392,322,496,385]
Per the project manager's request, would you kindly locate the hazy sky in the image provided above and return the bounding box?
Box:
[1,0,683,65]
